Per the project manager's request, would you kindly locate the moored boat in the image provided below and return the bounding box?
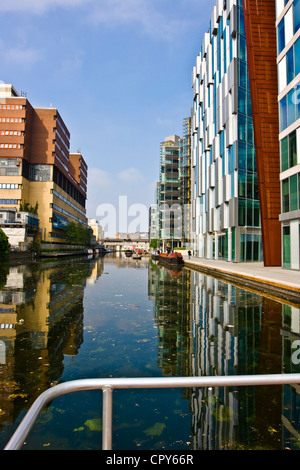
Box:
[158,252,183,265]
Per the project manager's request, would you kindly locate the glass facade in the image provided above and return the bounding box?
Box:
[191,0,262,262]
[277,0,300,270]
[158,136,181,250]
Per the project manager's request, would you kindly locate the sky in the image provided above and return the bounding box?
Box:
[0,0,216,235]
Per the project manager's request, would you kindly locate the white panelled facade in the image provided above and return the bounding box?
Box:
[277,0,300,270]
[191,0,262,262]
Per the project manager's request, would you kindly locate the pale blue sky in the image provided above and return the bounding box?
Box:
[0,0,216,226]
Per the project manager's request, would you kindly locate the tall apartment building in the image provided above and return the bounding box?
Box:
[179,117,192,245]
[158,135,181,251]
[191,0,261,262]
[191,0,283,265]
[276,0,300,269]
[0,83,87,243]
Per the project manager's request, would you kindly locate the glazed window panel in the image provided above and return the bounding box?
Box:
[294,0,300,33]
[278,18,285,54]
[238,141,247,170]
[281,130,297,171]
[289,130,297,167]
[282,178,289,212]
[283,225,291,268]
[287,88,296,127]
[238,199,246,226]
[238,114,247,142]
[238,171,246,197]
[295,37,300,76]
[290,174,298,211]
[279,95,287,131]
[281,135,289,171]
[286,46,294,84]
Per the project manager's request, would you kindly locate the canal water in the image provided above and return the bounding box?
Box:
[0,254,299,450]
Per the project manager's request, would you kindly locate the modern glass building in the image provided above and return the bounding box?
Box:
[191,0,262,262]
[158,135,181,251]
[276,0,300,269]
[179,117,192,246]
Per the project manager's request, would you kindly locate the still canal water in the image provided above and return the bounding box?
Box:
[0,254,299,450]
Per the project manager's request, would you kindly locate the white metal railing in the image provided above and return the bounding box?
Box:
[4,373,300,450]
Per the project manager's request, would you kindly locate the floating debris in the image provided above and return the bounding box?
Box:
[144,422,166,436]
[84,418,102,432]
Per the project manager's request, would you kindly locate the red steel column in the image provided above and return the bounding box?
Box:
[243,0,282,266]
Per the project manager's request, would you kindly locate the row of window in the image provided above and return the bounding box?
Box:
[0,118,23,123]
[277,0,300,55]
[0,104,23,110]
[0,183,19,189]
[282,172,300,212]
[52,203,85,225]
[1,131,22,136]
[279,81,300,131]
[52,189,86,217]
[0,144,22,149]
[0,199,18,204]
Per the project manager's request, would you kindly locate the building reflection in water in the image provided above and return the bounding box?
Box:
[149,261,300,450]
[0,256,299,450]
[0,257,104,433]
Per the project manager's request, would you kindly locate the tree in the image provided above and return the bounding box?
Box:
[0,229,10,255]
[19,200,39,214]
[65,222,90,246]
[150,238,159,249]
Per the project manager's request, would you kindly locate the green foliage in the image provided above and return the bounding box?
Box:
[65,222,91,246]
[19,200,39,214]
[150,238,159,249]
[0,261,9,289]
[0,228,10,255]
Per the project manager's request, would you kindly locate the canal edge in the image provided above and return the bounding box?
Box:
[183,260,300,306]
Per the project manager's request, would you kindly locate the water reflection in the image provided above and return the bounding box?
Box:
[187,270,300,450]
[0,256,299,450]
[0,257,103,442]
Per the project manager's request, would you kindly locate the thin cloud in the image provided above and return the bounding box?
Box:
[0,0,91,14]
[88,168,112,188]
[118,168,145,183]
[0,38,41,67]
[87,0,183,41]
[0,0,187,41]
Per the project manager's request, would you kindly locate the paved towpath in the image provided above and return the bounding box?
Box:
[183,257,300,303]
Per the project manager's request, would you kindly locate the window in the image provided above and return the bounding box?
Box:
[282,174,300,213]
[282,178,290,212]
[295,37,300,76]
[278,18,285,54]
[238,114,247,141]
[279,95,287,131]
[294,0,300,33]
[283,225,291,268]
[289,130,297,168]
[279,83,300,131]
[238,171,246,197]
[29,164,51,182]
[287,87,296,126]
[286,46,294,84]
[290,174,298,211]
[281,135,289,171]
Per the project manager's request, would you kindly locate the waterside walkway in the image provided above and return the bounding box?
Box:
[183,257,300,305]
